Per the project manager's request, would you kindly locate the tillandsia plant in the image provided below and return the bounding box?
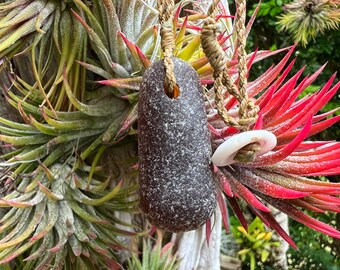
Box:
[127,230,180,270]
[0,0,339,270]
[0,0,151,269]
[277,0,340,46]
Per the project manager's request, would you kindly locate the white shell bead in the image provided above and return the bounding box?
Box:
[212,130,277,166]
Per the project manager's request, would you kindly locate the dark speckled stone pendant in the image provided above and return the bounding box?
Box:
[138,58,216,232]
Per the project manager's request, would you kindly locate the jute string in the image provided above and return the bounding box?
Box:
[157,0,179,99]
[201,0,260,162]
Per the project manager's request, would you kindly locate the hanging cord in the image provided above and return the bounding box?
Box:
[201,0,259,130]
[201,0,260,162]
[157,0,180,99]
[234,0,259,127]
[201,1,240,128]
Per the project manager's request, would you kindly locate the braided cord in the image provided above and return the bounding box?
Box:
[202,0,259,131]
[202,0,260,163]
[235,0,259,127]
[157,0,179,99]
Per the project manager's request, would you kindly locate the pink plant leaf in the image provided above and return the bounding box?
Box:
[284,146,340,163]
[217,192,229,232]
[234,168,310,199]
[266,88,314,129]
[259,193,340,238]
[247,46,295,97]
[206,218,211,246]
[313,194,340,204]
[161,242,175,255]
[266,158,340,176]
[251,207,298,249]
[177,23,202,31]
[175,16,188,48]
[252,169,340,193]
[263,67,305,113]
[265,74,309,127]
[277,115,340,144]
[218,33,233,47]
[118,31,151,69]
[215,168,234,197]
[270,95,316,136]
[209,124,238,139]
[223,168,270,212]
[256,84,277,110]
[227,196,248,230]
[252,117,312,166]
[256,59,297,107]
[245,1,260,39]
[98,77,142,91]
[312,108,339,123]
[290,199,326,212]
[289,141,334,151]
[261,77,301,125]
[173,3,181,31]
[103,104,138,144]
[291,80,340,130]
[306,168,340,176]
[253,113,263,130]
[265,62,328,122]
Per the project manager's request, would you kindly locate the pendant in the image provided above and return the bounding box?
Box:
[138,58,216,232]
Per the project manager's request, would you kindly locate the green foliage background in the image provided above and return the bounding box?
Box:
[243,0,340,118]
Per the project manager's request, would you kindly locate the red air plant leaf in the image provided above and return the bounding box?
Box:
[98,77,142,91]
[211,47,340,246]
[206,218,212,245]
[217,192,229,232]
[118,31,151,69]
[232,167,310,199]
[252,207,298,250]
[252,117,312,166]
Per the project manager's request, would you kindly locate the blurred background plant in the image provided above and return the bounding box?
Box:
[229,216,280,270]
[246,0,340,90]
[127,230,180,270]
[287,212,340,270]
[277,0,340,46]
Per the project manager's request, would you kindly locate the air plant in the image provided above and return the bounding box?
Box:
[0,0,153,268]
[209,45,340,248]
[127,230,179,270]
[277,0,340,46]
[0,0,339,269]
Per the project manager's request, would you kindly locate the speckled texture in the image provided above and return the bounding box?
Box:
[138,58,216,232]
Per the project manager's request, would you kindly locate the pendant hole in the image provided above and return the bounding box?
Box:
[164,84,180,99]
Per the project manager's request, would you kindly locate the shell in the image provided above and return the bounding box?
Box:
[138,58,216,232]
[212,130,277,166]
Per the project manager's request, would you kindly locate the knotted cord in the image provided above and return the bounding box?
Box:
[201,0,259,130]
[201,0,260,162]
[235,0,259,127]
[157,0,179,99]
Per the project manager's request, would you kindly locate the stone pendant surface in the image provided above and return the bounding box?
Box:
[138,58,216,232]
